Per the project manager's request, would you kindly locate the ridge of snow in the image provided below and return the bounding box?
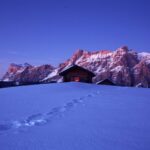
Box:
[138,52,150,60]
[95,66,107,73]
[16,69,25,74]
[111,66,123,72]
[3,78,10,82]
[138,52,150,65]
[86,52,112,63]
[75,55,84,64]
[43,69,58,81]
[145,59,150,65]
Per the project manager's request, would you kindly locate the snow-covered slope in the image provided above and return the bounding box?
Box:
[0,83,150,150]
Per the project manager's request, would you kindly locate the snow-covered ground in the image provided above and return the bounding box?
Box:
[0,82,150,150]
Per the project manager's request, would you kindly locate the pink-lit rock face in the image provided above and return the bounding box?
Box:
[2,46,150,88]
[58,46,150,87]
[2,63,54,83]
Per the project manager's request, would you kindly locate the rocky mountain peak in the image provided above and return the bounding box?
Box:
[2,63,55,82]
[2,46,150,88]
[116,46,129,53]
[71,49,86,61]
[23,63,32,67]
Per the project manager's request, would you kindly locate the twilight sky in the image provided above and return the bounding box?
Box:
[0,0,150,77]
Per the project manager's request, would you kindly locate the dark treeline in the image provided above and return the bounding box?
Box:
[0,81,56,89]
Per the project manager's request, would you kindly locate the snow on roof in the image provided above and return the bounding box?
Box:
[59,64,95,76]
[96,78,115,85]
[61,64,75,72]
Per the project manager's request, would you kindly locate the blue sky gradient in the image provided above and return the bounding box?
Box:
[0,0,150,76]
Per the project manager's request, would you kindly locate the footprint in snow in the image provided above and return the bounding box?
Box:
[87,94,93,97]
[0,123,12,131]
[24,113,47,126]
[25,118,47,127]
[0,92,97,134]
[26,113,43,122]
[72,99,83,104]
[47,106,65,116]
[64,102,75,110]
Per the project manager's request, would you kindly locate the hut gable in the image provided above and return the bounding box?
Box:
[96,79,116,86]
[59,65,95,83]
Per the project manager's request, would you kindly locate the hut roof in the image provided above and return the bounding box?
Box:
[96,79,115,85]
[59,64,95,77]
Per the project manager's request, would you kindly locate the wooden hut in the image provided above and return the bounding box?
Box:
[59,65,95,83]
[96,79,116,86]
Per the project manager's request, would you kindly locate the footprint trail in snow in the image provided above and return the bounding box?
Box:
[0,90,100,135]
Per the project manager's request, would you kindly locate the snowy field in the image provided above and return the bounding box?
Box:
[0,82,150,150]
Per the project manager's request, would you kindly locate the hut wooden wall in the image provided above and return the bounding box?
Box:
[63,69,93,83]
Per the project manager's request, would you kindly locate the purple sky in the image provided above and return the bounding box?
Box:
[0,0,150,77]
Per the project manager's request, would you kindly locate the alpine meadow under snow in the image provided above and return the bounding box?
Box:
[0,82,150,150]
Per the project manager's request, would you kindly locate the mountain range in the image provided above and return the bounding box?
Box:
[2,46,150,88]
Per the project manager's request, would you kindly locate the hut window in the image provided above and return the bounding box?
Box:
[74,77,80,82]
